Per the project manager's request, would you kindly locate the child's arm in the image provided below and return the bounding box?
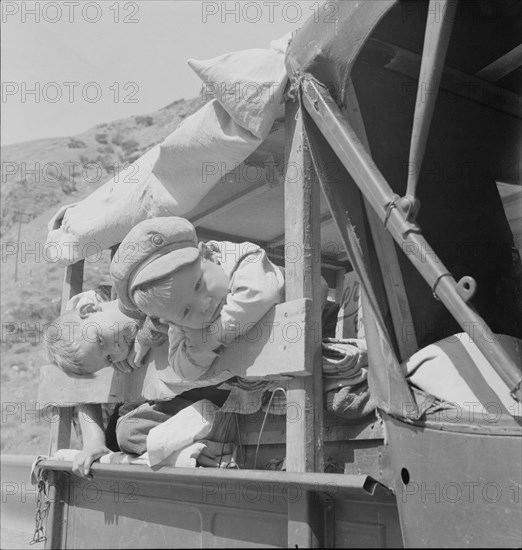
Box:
[72,404,111,478]
[168,246,285,381]
[216,246,285,345]
[168,324,220,381]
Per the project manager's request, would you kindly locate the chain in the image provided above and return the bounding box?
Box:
[30,468,50,545]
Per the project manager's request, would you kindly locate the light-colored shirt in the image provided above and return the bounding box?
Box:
[168,241,285,381]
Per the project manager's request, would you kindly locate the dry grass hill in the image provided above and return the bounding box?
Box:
[1,96,204,453]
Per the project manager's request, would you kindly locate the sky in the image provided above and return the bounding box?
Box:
[1,0,307,145]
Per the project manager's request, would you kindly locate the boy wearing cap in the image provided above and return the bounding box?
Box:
[111,217,286,382]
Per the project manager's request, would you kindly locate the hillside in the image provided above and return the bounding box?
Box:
[0,96,204,453]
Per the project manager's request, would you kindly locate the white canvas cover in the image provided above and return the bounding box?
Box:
[46,33,292,265]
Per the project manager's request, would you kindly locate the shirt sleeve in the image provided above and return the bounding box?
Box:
[217,246,285,345]
[167,324,220,381]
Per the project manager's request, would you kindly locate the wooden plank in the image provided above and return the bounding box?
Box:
[38,299,310,406]
[48,406,74,454]
[475,44,522,83]
[60,262,84,314]
[50,262,85,455]
[238,414,384,446]
[284,101,324,547]
[366,38,522,119]
[208,298,311,378]
[345,80,418,360]
[284,103,324,470]
[406,0,458,199]
[46,263,85,550]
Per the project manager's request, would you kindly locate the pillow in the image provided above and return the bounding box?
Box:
[403,333,521,416]
[45,146,175,264]
[188,45,288,139]
[146,399,218,467]
[45,34,291,265]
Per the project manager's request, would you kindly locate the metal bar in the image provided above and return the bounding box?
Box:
[406,0,458,200]
[37,459,381,495]
[301,77,522,402]
[475,44,522,83]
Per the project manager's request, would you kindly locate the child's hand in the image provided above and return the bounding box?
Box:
[65,290,99,311]
[126,340,151,369]
[183,325,222,352]
[110,342,150,373]
[72,444,111,478]
[111,360,134,374]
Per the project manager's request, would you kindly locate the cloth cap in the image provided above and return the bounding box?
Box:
[110,217,199,313]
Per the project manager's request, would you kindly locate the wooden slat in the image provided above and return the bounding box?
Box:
[239,414,384,446]
[50,262,86,454]
[207,298,311,378]
[38,299,310,406]
[406,0,458,199]
[60,262,84,314]
[46,262,85,550]
[475,44,522,83]
[48,406,74,454]
[346,80,418,360]
[366,38,522,119]
[284,103,324,470]
[284,101,324,548]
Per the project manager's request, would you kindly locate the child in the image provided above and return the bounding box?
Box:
[45,287,143,376]
[44,285,231,477]
[111,216,286,381]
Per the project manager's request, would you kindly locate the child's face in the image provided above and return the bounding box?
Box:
[150,257,230,329]
[74,301,136,374]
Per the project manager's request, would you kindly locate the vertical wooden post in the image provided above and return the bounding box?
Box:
[284,100,324,548]
[48,261,85,454]
[345,80,418,361]
[60,261,85,315]
[45,262,84,549]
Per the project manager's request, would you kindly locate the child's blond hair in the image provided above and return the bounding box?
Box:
[132,275,174,317]
[44,310,85,376]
